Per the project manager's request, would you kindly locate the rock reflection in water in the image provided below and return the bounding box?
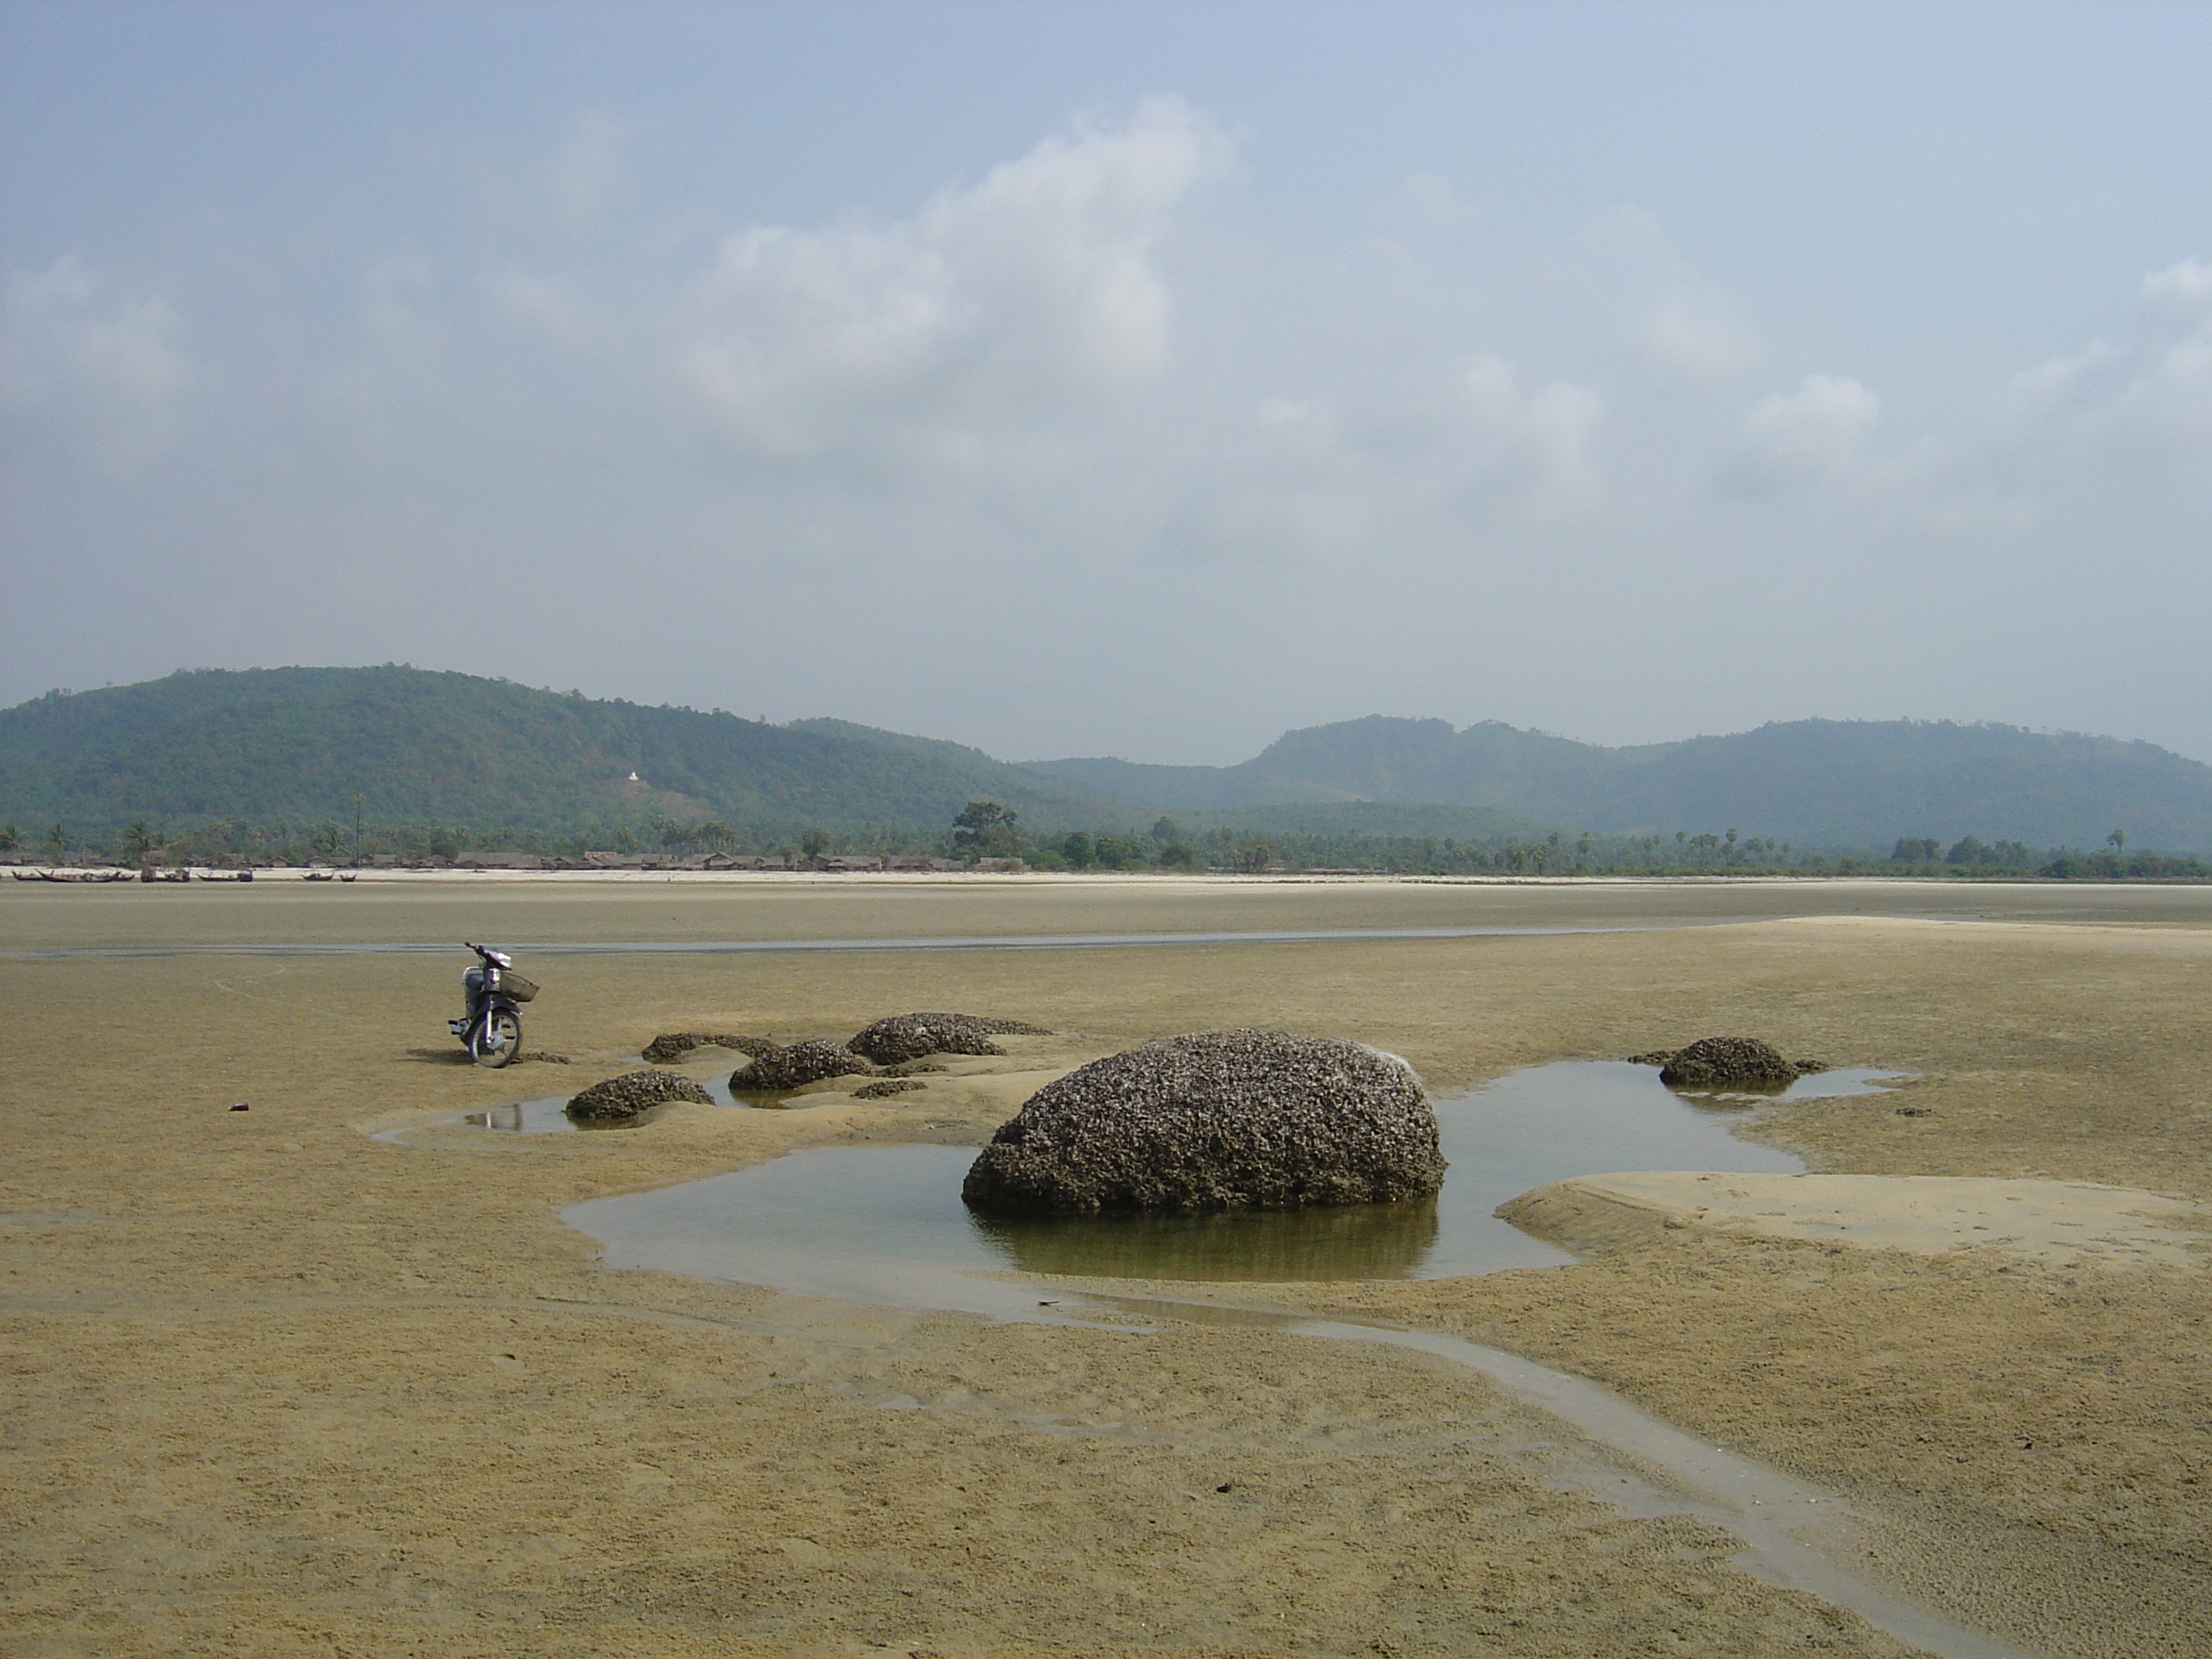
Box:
[1663,1067,1902,1112]
[452,1097,667,1132]
[973,1196,1440,1282]
[1664,1083,1791,1112]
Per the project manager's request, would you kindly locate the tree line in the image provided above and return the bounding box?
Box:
[5,803,2206,882]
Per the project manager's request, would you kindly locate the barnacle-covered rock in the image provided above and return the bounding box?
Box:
[567,1068,713,1121]
[1657,1036,1800,1091]
[729,1040,875,1092]
[963,1029,1442,1217]
[642,1032,777,1064]
[853,1078,928,1100]
[847,1012,1051,1067]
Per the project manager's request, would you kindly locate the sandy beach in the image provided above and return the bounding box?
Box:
[3,875,2207,1657]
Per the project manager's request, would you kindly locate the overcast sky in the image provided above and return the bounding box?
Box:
[3,1,2209,765]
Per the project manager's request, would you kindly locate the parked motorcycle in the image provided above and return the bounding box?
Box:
[450,941,537,1067]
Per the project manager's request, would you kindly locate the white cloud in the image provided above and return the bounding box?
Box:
[676,96,1232,461]
[1633,291,1764,381]
[480,265,592,345]
[1719,372,1882,496]
[3,253,186,404]
[2003,257,2212,475]
[457,108,632,245]
[1458,352,1606,516]
[311,255,448,438]
[0,253,189,465]
[1580,207,1763,381]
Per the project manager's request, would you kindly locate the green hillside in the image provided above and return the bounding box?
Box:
[0,667,1127,842]
[9,671,2209,858]
[1029,715,2212,852]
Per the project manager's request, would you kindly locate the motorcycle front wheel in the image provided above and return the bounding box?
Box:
[471,1009,522,1068]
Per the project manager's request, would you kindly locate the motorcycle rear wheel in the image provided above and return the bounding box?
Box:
[471,1009,522,1068]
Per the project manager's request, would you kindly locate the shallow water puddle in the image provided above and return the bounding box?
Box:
[562,1062,1896,1303]
[455,1097,666,1133]
[375,1063,816,1140]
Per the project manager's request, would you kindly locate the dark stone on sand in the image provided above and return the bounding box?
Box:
[1658,1037,1800,1091]
[853,1078,927,1100]
[642,1031,777,1065]
[847,1012,1051,1068]
[730,1040,876,1092]
[1635,1045,1827,1077]
[962,1028,1444,1217]
[567,1068,713,1121]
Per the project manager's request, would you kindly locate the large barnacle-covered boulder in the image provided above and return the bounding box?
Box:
[847,1012,1052,1068]
[962,1029,1443,1217]
[1658,1036,1800,1091]
[567,1068,713,1121]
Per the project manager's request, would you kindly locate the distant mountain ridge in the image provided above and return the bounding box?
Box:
[1026,714,2212,851]
[5,670,2209,852]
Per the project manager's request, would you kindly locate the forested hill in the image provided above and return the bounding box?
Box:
[1027,715,2212,851]
[10,671,2209,853]
[0,668,1132,840]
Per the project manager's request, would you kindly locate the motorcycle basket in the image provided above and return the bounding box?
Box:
[499,972,540,1003]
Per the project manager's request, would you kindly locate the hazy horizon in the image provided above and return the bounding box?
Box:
[5,3,2208,767]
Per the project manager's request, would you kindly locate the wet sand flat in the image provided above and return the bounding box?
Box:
[3,877,2208,1656]
[1499,1171,2204,1268]
[9,868,2212,954]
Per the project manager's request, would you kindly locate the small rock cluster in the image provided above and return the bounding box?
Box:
[567,1068,714,1121]
[729,1040,877,1092]
[642,1031,777,1064]
[847,1012,1051,1067]
[1654,1036,1803,1091]
[963,1029,1445,1217]
[718,1011,1052,1094]
[853,1078,928,1100]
